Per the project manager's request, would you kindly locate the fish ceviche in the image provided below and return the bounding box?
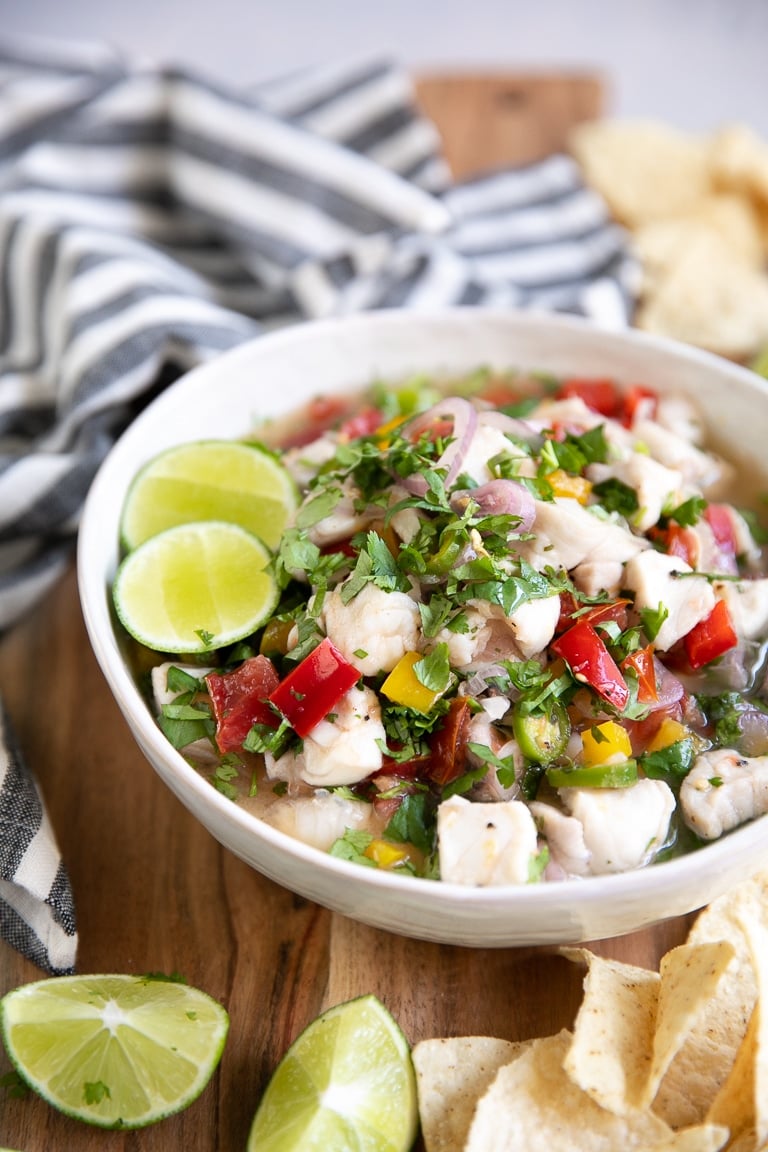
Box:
[137,371,768,885]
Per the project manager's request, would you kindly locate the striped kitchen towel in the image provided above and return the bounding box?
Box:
[0,37,638,973]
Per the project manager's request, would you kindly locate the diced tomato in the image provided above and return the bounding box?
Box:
[625,701,684,756]
[556,378,620,417]
[650,523,698,567]
[306,395,350,426]
[621,385,657,427]
[683,599,738,671]
[276,395,353,448]
[621,645,658,703]
[426,698,473,786]
[556,594,630,634]
[551,620,630,711]
[206,656,280,753]
[268,637,361,738]
[338,406,385,441]
[476,380,524,407]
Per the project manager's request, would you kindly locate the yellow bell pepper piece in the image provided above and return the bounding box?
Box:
[374,414,407,448]
[581,720,633,766]
[364,839,409,869]
[548,469,592,504]
[645,718,690,754]
[381,652,440,713]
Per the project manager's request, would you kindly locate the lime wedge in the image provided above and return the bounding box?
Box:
[113,521,278,653]
[0,974,229,1129]
[247,994,417,1152]
[119,440,297,552]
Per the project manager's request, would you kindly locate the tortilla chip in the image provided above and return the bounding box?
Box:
[654,874,765,1128]
[634,194,766,294]
[569,119,712,227]
[561,948,659,1114]
[639,940,734,1109]
[634,230,768,358]
[464,1029,673,1151]
[650,1126,729,1151]
[707,905,768,1146]
[412,1036,527,1152]
[710,123,768,206]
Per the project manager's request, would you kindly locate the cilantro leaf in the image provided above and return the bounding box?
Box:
[592,478,639,517]
[413,643,451,694]
[329,828,377,867]
[640,602,669,643]
[665,495,707,527]
[383,792,435,855]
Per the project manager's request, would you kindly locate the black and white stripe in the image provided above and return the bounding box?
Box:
[0,39,638,972]
[0,702,77,974]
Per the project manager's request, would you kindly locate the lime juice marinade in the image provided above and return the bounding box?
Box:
[117,370,768,884]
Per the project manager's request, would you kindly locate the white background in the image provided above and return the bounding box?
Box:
[2,0,767,136]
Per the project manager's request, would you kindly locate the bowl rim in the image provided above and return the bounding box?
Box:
[77,306,768,924]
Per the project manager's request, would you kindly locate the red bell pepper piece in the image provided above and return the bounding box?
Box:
[621,384,657,426]
[556,378,620,417]
[268,637,360,737]
[206,655,280,753]
[683,599,738,670]
[551,619,630,711]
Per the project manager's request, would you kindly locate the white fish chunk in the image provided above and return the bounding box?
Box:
[622,550,715,651]
[461,424,532,485]
[265,791,375,851]
[713,578,768,641]
[632,416,731,491]
[151,661,213,710]
[267,684,385,788]
[305,479,376,547]
[521,497,648,572]
[558,779,675,874]
[323,581,421,676]
[587,452,683,532]
[475,594,561,660]
[437,794,541,885]
[681,748,768,840]
[529,801,591,877]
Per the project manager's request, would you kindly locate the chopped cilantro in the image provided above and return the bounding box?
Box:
[383,792,435,855]
[591,478,639,517]
[413,643,451,693]
[640,602,669,643]
[329,828,377,867]
[664,495,707,527]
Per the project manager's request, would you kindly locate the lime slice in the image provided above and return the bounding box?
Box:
[0,974,229,1129]
[119,440,297,552]
[113,521,279,653]
[247,994,417,1152]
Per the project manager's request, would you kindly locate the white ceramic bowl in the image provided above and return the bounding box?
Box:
[78,309,768,946]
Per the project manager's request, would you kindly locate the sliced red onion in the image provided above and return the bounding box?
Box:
[650,657,685,711]
[477,408,543,448]
[400,397,477,496]
[450,479,535,532]
[734,707,768,756]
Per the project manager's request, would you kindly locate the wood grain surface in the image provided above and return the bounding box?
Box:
[0,74,694,1152]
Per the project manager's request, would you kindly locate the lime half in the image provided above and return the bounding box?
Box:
[113,520,278,653]
[247,995,417,1152]
[119,440,297,552]
[0,974,229,1129]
